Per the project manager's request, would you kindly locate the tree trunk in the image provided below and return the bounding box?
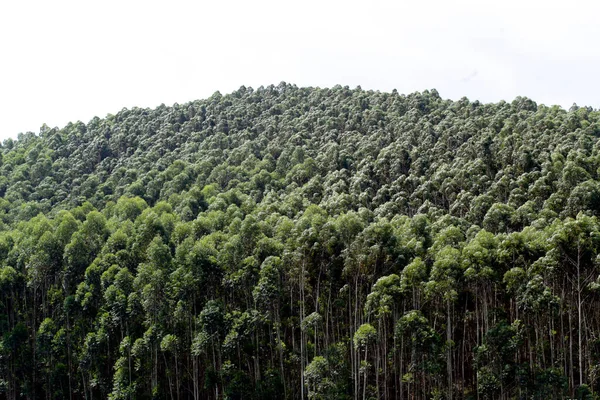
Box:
[363,346,368,400]
[447,300,453,400]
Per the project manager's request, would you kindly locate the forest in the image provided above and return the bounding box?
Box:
[1,83,600,399]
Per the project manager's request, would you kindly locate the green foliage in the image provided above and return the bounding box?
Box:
[353,323,377,350]
[2,85,600,398]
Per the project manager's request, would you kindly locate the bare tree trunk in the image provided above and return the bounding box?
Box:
[276,309,286,398]
[175,352,180,400]
[300,259,306,400]
[577,246,584,387]
[163,351,174,400]
[447,300,453,400]
[400,334,404,400]
[569,306,574,393]
[363,347,368,400]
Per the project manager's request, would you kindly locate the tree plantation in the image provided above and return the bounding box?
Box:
[2,83,600,399]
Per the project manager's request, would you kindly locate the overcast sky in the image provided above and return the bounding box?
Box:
[0,0,598,140]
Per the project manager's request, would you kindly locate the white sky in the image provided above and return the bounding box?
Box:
[1,0,599,140]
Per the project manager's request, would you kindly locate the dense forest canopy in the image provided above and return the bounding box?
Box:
[2,83,600,399]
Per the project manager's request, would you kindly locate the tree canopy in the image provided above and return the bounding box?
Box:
[1,83,600,399]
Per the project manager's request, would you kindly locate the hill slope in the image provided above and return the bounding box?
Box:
[1,83,600,399]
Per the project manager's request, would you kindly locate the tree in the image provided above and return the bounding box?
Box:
[353,323,377,400]
[550,214,600,389]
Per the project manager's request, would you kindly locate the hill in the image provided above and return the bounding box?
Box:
[1,83,600,399]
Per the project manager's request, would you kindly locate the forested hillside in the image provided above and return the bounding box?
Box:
[2,83,600,399]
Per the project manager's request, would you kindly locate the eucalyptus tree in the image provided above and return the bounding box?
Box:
[2,84,600,398]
